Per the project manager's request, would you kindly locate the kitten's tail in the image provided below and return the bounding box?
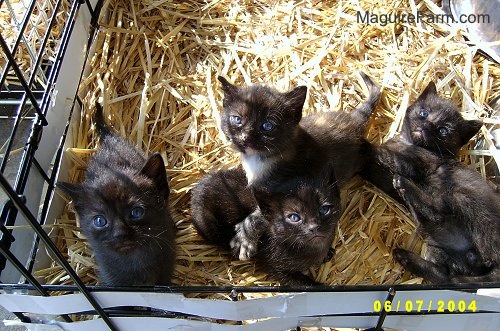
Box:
[451,268,500,283]
[352,72,381,123]
[94,102,112,139]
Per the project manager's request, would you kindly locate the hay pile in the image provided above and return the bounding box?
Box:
[38,0,499,292]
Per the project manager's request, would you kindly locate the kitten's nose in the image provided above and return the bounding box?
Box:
[112,222,130,240]
[420,122,432,130]
[308,223,319,233]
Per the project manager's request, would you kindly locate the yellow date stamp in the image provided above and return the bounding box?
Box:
[373,299,477,313]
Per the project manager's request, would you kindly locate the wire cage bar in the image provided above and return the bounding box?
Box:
[0,0,117,329]
[0,0,499,330]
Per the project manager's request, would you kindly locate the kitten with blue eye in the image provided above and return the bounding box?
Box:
[218,73,380,189]
[401,82,482,157]
[361,83,498,283]
[57,103,176,286]
[387,146,500,283]
[190,165,340,285]
[362,82,483,201]
[219,74,380,260]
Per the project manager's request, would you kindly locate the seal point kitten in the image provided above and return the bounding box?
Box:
[57,103,176,286]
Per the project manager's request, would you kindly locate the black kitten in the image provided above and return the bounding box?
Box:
[190,166,340,285]
[58,103,176,286]
[400,82,482,158]
[363,82,482,200]
[361,82,496,283]
[218,73,380,189]
[219,74,379,261]
[389,150,500,283]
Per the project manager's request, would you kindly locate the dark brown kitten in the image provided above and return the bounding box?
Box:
[389,148,500,283]
[363,82,482,201]
[362,83,497,283]
[401,82,482,157]
[190,165,340,285]
[219,74,379,261]
[57,103,176,286]
[218,73,380,189]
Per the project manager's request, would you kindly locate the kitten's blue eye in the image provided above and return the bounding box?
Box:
[229,115,242,126]
[130,206,145,220]
[287,213,301,223]
[418,109,429,118]
[261,121,274,132]
[438,127,449,136]
[319,205,331,216]
[93,215,108,228]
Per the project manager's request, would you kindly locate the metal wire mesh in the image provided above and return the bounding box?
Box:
[0,0,117,328]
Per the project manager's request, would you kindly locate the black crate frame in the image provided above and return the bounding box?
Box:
[0,0,115,328]
[0,1,498,331]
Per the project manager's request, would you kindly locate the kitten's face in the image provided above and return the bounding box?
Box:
[77,177,165,253]
[403,82,482,156]
[58,154,169,255]
[254,169,340,264]
[218,76,307,156]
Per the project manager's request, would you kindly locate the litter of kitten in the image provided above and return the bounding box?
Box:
[30,0,499,298]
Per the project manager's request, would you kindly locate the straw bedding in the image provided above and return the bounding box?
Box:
[34,0,499,296]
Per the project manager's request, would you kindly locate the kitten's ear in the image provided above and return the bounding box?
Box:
[284,85,307,123]
[141,153,169,199]
[57,182,83,202]
[460,119,483,145]
[416,82,437,102]
[218,76,239,102]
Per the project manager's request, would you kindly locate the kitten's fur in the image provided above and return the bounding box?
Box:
[218,73,380,189]
[388,147,500,283]
[57,103,176,286]
[363,82,483,201]
[190,166,340,285]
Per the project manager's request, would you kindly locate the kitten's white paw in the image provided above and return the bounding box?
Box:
[238,241,255,261]
[230,223,257,260]
[393,175,407,199]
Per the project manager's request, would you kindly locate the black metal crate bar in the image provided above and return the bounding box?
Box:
[0,0,115,329]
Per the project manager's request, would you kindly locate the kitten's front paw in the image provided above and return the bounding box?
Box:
[230,223,257,261]
[392,175,407,198]
[392,175,402,189]
[393,248,413,267]
[484,260,495,268]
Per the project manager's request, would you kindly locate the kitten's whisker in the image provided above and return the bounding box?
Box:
[437,141,454,157]
[268,142,284,160]
[432,140,444,159]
